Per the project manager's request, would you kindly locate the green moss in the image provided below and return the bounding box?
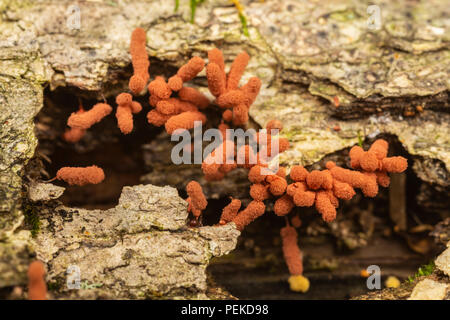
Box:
[283,129,303,140]
[329,9,357,22]
[238,12,249,37]
[190,0,205,23]
[23,204,40,237]
[407,261,435,283]
[357,130,363,147]
[154,224,166,231]
[80,281,103,290]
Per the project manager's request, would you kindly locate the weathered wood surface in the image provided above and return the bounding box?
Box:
[0,0,448,299]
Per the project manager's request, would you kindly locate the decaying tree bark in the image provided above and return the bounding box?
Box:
[30,183,239,299]
[0,0,448,299]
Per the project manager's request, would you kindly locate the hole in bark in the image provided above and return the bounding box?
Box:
[34,86,163,209]
[207,135,444,299]
[29,80,446,299]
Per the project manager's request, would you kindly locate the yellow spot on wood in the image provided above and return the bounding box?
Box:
[230,0,244,14]
[385,276,400,288]
[288,275,310,293]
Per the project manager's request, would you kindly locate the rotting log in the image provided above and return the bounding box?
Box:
[0,0,448,299]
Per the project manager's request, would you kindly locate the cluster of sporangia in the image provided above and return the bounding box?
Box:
[188,132,407,292]
[32,28,408,298]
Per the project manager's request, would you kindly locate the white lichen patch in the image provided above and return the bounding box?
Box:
[408,279,449,300]
[34,184,240,299]
[435,245,450,277]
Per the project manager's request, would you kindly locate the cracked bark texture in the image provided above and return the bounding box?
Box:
[0,0,449,298]
[33,184,240,299]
